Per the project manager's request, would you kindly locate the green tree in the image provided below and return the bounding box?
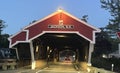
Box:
[91,1,120,72]
[94,28,112,57]
[0,19,6,35]
[0,19,9,48]
[101,0,120,38]
[1,34,9,48]
[100,0,120,51]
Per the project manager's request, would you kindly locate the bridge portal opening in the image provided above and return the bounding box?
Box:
[9,10,100,69]
[32,33,89,63]
[59,50,76,62]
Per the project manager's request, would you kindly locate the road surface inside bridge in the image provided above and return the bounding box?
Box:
[36,62,87,73]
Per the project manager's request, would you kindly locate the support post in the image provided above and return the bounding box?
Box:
[30,41,35,69]
[118,43,120,54]
[88,43,94,66]
[15,48,19,60]
[76,49,79,63]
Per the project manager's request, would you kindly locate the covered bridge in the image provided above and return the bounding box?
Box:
[8,9,100,69]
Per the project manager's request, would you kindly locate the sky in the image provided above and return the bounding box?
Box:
[0,0,111,35]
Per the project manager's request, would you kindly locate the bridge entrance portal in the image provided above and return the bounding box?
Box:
[8,10,100,69]
[59,50,76,62]
[32,33,89,64]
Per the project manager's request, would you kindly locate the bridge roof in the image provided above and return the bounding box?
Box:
[8,9,101,48]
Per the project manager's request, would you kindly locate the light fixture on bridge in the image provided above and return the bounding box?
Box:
[58,8,63,12]
[55,34,67,38]
[36,46,39,52]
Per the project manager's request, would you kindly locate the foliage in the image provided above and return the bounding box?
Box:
[94,28,113,57]
[0,19,9,48]
[100,0,120,36]
[0,34,10,48]
[93,0,120,57]
[101,0,120,23]
[92,1,120,72]
[0,19,6,35]
[92,57,111,70]
[92,57,120,72]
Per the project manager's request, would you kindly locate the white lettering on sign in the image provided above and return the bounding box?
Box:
[48,25,74,29]
[48,20,74,29]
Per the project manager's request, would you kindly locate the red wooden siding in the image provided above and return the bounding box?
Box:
[11,31,26,45]
[26,12,94,41]
[9,10,100,47]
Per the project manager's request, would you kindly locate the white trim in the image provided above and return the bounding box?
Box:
[9,30,97,48]
[14,48,19,60]
[23,10,100,32]
[29,31,80,41]
[118,43,120,54]
[8,10,100,38]
[9,10,101,48]
[24,11,59,29]
[8,29,27,40]
[26,30,29,41]
[9,38,12,48]
[8,30,29,48]
[28,31,94,43]
[63,11,101,32]
[10,48,19,60]
[10,41,29,48]
[30,41,36,69]
[88,43,94,64]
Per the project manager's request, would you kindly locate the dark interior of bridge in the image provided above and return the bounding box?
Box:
[40,33,88,49]
[17,33,89,62]
[36,33,89,61]
[16,33,90,67]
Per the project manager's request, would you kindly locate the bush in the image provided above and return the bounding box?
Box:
[92,57,120,72]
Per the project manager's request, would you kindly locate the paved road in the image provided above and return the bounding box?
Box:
[0,63,88,73]
[36,63,88,73]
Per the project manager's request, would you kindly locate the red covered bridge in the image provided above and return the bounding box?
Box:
[8,9,100,69]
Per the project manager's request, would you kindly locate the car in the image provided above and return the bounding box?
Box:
[64,57,72,63]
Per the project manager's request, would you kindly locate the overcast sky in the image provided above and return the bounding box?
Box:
[0,0,111,35]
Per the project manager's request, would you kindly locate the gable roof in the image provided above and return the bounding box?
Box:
[8,9,101,48]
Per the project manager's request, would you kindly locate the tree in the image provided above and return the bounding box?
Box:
[0,34,9,48]
[101,0,120,38]
[0,19,6,35]
[94,28,112,57]
[0,19,9,48]
[100,0,120,51]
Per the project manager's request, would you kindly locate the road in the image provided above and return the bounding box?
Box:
[0,62,88,73]
[36,63,88,73]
